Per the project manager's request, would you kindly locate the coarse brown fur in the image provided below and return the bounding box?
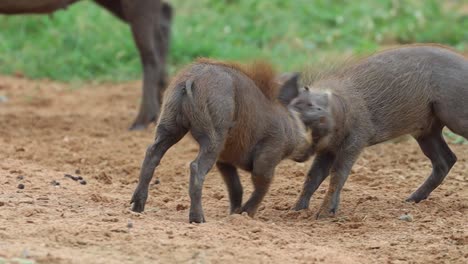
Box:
[284,44,467,218]
[195,58,280,100]
[130,59,312,223]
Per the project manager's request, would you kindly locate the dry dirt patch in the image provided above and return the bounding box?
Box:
[0,76,466,263]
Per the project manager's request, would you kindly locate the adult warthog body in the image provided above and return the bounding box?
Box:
[0,0,172,130]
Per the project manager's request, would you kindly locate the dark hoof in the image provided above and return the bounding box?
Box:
[131,201,145,213]
[230,207,242,214]
[315,212,335,220]
[405,197,423,203]
[130,193,147,213]
[315,207,336,220]
[406,192,427,203]
[239,206,256,218]
[293,200,309,211]
[189,212,206,223]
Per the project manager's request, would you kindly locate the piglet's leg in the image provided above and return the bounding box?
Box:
[131,126,186,212]
[217,162,243,214]
[294,151,335,211]
[407,126,457,203]
[188,134,225,223]
[240,149,280,217]
[316,142,362,219]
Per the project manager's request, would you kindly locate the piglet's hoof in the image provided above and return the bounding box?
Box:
[130,194,147,213]
[131,202,145,213]
[405,193,427,203]
[292,200,309,211]
[238,205,258,218]
[230,207,242,215]
[189,212,206,223]
[315,207,337,220]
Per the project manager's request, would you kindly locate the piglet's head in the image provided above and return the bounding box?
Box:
[277,76,333,136]
[289,87,332,134]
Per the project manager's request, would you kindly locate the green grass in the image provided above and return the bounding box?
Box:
[0,1,466,143]
[0,0,466,81]
[171,0,467,70]
[0,1,138,82]
[444,130,468,145]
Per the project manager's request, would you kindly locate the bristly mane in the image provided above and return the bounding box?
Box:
[299,44,468,87]
[196,58,279,101]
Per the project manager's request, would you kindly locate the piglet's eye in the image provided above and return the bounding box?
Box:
[307,103,313,107]
[316,107,322,111]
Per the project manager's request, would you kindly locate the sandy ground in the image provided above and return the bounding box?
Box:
[0,75,466,264]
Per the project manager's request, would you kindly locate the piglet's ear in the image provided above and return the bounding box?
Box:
[277,72,300,106]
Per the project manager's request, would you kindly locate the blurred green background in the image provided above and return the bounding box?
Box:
[0,0,467,143]
[0,0,466,82]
